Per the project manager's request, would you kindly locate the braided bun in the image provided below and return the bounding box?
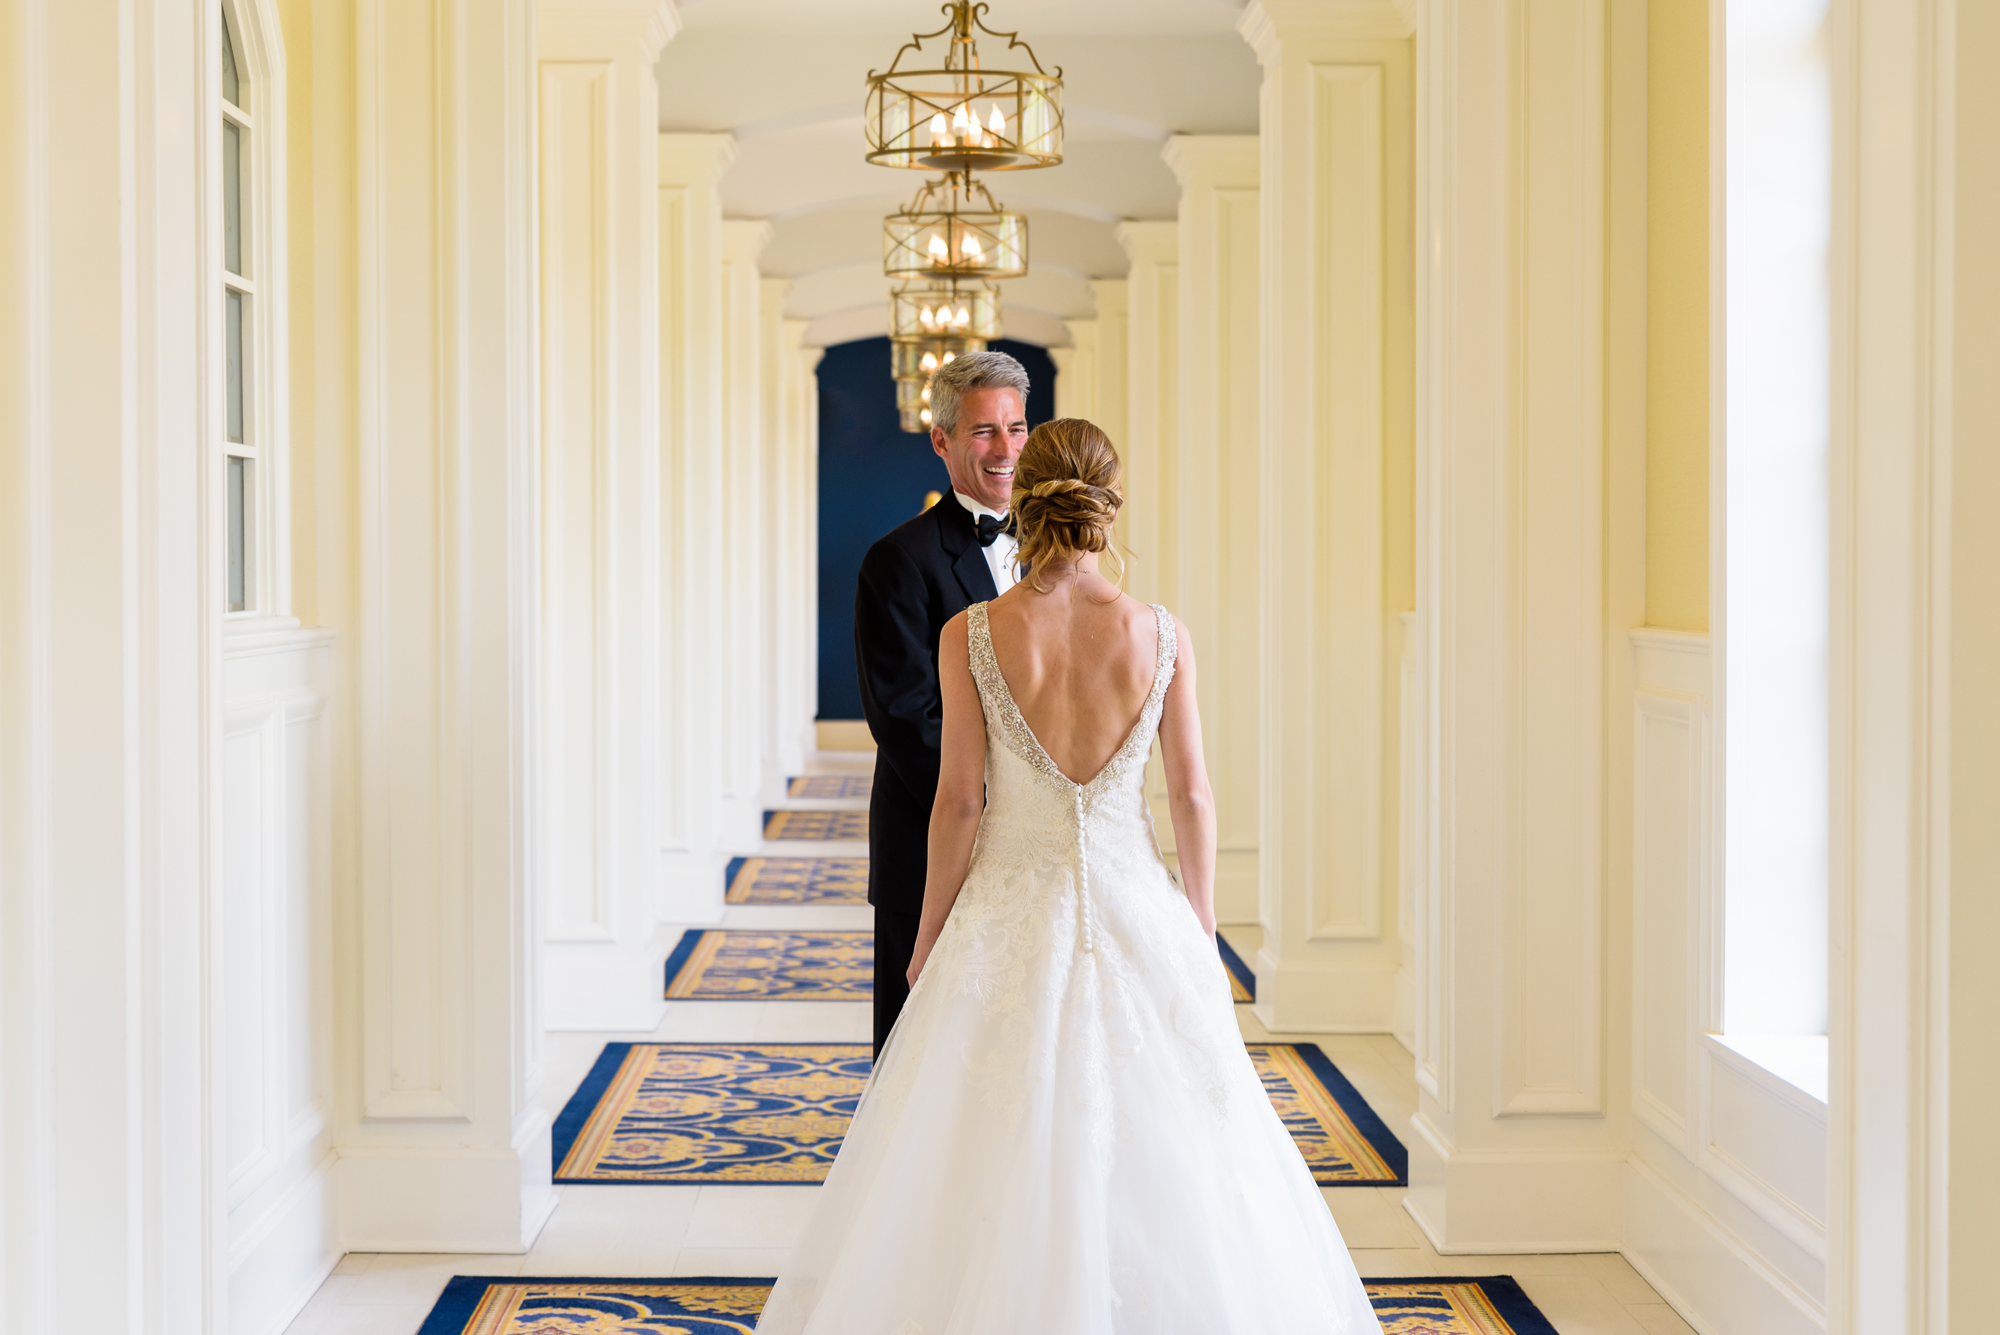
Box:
[1011,418,1126,589]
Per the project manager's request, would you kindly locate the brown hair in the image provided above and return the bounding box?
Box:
[1010,417,1126,590]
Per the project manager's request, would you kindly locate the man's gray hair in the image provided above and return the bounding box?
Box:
[928,349,1030,437]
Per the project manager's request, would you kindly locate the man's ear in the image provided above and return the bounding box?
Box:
[931,427,950,459]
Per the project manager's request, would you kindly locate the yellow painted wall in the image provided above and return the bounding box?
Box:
[1645,1,1710,632]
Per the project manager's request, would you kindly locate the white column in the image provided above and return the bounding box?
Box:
[1053,278,1130,442]
[1165,135,1262,927]
[332,0,551,1253]
[1072,281,1132,555]
[790,325,825,748]
[1115,230,1180,848]
[2,0,221,1323]
[535,0,676,1031]
[718,220,772,831]
[1239,1,1410,1034]
[761,282,813,776]
[1115,224,1180,614]
[1833,1,1988,1330]
[1401,0,1623,1249]
[657,133,734,919]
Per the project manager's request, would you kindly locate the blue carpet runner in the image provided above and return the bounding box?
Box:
[762,808,868,841]
[1218,932,1256,1001]
[553,1041,1404,1186]
[664,930,872,1001]
[785,774,871,799]
[723,856,869,904]
[418,1275,1560,1334]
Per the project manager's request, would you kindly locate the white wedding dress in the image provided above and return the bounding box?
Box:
[755,602,1381,1334]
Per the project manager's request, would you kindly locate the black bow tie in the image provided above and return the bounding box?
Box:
[974,512,1015,548]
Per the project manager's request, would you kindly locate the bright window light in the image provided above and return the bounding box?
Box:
[1722,0,1832,1038]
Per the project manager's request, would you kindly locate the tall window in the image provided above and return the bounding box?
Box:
[1721,0,1832,1056]
[220,7,256,615]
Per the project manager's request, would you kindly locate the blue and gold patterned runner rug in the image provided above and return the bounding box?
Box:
[553,1041,1405,1186]
[1249,1042,1408,1185]
[664,930,873,1001]
[1218,932,1257,1002]
[417,1275,1560,1334]
[762,808,868,841]
[553,1044,867,1183]
[785,774,871,799]
[723,856,869,904]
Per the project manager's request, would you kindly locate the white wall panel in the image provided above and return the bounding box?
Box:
[1165,135,1262,929]
[538,0,675,1032]
[1240,0,1409,1034]
[221,631,337,1335]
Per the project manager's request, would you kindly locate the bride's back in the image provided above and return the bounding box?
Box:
[984,582,1157,786]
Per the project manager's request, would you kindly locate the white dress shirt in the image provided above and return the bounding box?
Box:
[955,490,1019,595]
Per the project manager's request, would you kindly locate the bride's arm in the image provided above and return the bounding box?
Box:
[907,613,988,986]
[1157,617,1217,937]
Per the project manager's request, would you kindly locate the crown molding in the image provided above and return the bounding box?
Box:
[1161,134,1260,192]
[1237,0,1415,59]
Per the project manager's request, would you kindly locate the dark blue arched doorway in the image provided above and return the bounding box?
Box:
[815,336,1057,720]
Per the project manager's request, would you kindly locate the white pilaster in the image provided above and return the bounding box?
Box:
[1056,280,1130,440]
[1240,1,1409,1032]
[1074,281,1132,558]
[536,0,676,1032]
[1165,135,1262,927]
[2,0,224,1323]
[718,220,773,833]
[760,279,810,777]
[1115,230,1180,847]
[790,325,825,750]
[1401,0,1624,1250]
[1114,224,1180,614]
[657,133,735,919]
[332,0,551,1253]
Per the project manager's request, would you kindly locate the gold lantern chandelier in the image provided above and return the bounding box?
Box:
[868,3,1065,433]
[893,337,983,432]
[883,173,1027,283]
[865,3,1064,174]
[888,279,1001,431]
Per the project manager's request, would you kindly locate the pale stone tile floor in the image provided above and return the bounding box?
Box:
[284,804,1696,1335]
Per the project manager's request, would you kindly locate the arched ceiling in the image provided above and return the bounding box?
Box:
[657,1,1260,345]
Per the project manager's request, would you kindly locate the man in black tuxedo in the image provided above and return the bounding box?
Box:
[855,350,1030,1054]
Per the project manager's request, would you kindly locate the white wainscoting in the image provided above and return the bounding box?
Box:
[221,627,340,1335]
[1624,629,1826,1335]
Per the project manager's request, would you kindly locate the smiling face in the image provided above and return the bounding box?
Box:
[932,386,1028,513]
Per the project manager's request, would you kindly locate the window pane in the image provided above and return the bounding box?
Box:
[228,456,249,612]
[221,8,242,106]
[223,120,244,276]
[1722,0,1832,1036]
[226,288,246,443]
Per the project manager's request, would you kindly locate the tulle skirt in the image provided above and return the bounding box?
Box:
[753,855,1383,1335]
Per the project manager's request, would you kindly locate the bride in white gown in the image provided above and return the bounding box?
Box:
[756,420,1382,1334]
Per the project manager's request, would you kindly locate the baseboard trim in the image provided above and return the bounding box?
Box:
[1621,1157,1826,1335]
[1250,949,1396,1033]
[227,1149,341,1335]
[336,1126,555,1254]
[1403,1116,1623,1253]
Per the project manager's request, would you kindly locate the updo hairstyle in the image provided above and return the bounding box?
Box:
[1010,417,1126,590]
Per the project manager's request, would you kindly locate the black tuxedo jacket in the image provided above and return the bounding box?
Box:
[855,492,1000,917]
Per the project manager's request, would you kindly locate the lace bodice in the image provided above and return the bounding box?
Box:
[965,599,1177,807]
